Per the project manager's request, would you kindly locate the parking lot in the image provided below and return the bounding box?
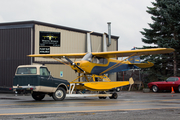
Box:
[0,91,180,120]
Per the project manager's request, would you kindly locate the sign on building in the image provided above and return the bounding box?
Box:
[39,31,60,47]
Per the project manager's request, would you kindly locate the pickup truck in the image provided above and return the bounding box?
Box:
[13,65,70,101]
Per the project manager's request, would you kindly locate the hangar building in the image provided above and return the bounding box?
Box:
[0,21,119,88]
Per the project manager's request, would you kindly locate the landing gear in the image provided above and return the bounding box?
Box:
[99,91,107,99]
[99,96,107,99]
[98,91,118,99]
[109,92,118,99]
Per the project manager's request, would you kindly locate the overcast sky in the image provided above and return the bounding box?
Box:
[0,0,155,51]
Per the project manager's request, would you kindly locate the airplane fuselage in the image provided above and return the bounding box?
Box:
[72,58,138,75]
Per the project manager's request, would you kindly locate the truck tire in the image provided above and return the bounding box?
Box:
[32,92,45,101]
[52,87,66,101]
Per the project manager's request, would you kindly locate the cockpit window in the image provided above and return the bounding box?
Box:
[99,57,108,64]
[92,56,108,64]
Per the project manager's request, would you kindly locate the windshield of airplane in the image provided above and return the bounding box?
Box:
[82,53,108,64]
[82,53,93,61]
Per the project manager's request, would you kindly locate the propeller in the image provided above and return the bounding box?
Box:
[63,56,84,73]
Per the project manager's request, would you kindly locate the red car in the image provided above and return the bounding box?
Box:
[148,77,180,92]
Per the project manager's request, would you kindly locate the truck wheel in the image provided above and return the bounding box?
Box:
[52,87,66,101]
[32,92,45,101]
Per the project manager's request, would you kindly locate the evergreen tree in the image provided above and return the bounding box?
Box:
[140,0,180,82]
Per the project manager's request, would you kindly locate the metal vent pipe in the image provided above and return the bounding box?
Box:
[107,22,111,47]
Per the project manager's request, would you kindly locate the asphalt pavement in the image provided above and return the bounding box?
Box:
[0,91,180,120]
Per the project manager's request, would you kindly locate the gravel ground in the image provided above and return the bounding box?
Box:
[1,109,180,120]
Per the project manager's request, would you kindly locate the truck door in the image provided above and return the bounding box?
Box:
[39,67,53,92]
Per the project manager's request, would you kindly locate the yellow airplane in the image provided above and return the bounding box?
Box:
[28,48,174,98]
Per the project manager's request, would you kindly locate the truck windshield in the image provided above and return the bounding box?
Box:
[16,67,37,74]
[40,67,50,76]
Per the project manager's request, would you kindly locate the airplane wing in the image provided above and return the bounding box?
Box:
[28,53,86,58]
[28,48,174,58]
[92,48,174,58]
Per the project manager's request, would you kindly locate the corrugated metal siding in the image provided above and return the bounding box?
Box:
[0,28,32,87]
[107,38,117,51]
[34,25,86,62]
[91,35,102,52]
[33,24,118,82]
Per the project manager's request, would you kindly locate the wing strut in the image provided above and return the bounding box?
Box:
[99,53,138,75]
[51,57,70,66]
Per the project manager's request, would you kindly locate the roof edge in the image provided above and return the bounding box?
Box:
[0,20,119,39]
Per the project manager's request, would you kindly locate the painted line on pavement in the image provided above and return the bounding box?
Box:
[0,107,180,116]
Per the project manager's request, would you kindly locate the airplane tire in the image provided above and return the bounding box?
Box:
[109,96,113,99]
[99,91,107,99]
[52,87,66,101]
[109,92,118,99]
[99,96,107,99]
[32,92,45,101]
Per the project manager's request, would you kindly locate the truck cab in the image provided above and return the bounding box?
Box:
[13,65,70,101]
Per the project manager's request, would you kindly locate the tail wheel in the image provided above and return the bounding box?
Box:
[52,87,66,101]
[32,92,45,101]
[152,85,158,93]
